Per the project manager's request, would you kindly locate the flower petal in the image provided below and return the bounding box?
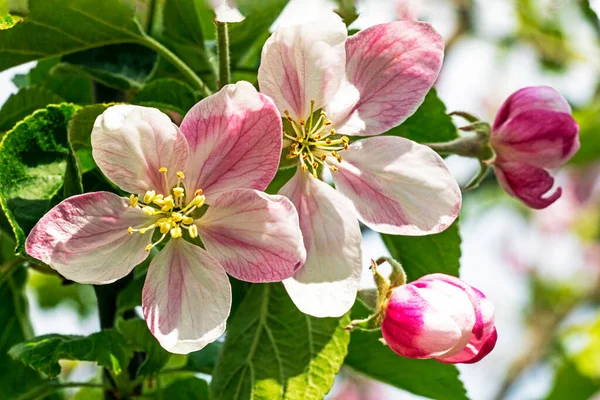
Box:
[180,82,283,202]
[258,12,347,119]
[25,192,154,284]
[494,161,562,209]
[330,136,461,235]
[142,239,231,354]
[279,169,362,318]
[197,188,306,283]
[493,86,572,131]
[92,105,189,195]
[492,109,580,169]
[327,21,444,136]
[210,0,244,22]
[438,328,498,364]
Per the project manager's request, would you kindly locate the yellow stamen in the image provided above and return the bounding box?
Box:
[171,212,183,222]
[176,171,185,179]
[189,224,198,238]
[330,165,339,172]
[143,190,156,204]
[194,189,203,196]
[127,227,134,235]
[160,221,171,235]
[173,187,185,198]
[142,206,155,216]
[170,226,182,238]
[145,244,153,251]
[182,216,194,225]
[159,167,168,173]
[129,194,139,207]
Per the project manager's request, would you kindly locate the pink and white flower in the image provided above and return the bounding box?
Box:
[258,13,462,317]
[382,274,497,364]
[491,86,580,209]
[25,82,306,354]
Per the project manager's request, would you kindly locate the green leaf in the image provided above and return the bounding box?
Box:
[570,104,600,166]
[117,318,171,377]
[67,104,109,173]
[54,44,158,90]
[381,220,461,282]
[344,302,468,400]
[230,0,289,67]
[15,57,93,104]
[265,167,296,195]
[546,360,599,400]
[186,342,223,373]
[133,78,198,115]
[163,377,210,400]
[0,86,64,133]
[0,103,81,253]
[9,330,133,378]
[384,89,457,143]
[211,283,350,400]
[0,0,145,72]
[28,271,97,317]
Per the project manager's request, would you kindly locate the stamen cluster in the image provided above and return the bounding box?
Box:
[284,100,349,177]
[127,168,206,251]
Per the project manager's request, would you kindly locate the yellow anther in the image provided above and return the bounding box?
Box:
[160,221,171,235]
[331,151,337,156]
[343,143,349,150]
[129,194,139,207]
[153,198,165,206]
[341,136,349,143]
[143,190,156,204]
[324,120,332,125]
[161,196,174,211]
[326,138,332,145]
[145,244,153,251]
[159,167,168,173]
[142,206,155,216]
[176,171,185,179]
[189,224,198,239]
[300,120,306,125]
[320,154,327,161]
[302,154,308,160]
[312,162,318,169]
[330,129,336,135]
[336,155,342,162]
[172,212,183,222]
[182,216,194,225]
[194,195,206,207]
[170,226,183,238]
[330,165,339,172]
[301,164,308,172]
[194,189,203,196]
[310,100,315,106]
[127,227,134,235]
[173,187,185,197]
[284,109,290,116]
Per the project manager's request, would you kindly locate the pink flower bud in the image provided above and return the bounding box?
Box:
[381,274,497,364]
[490,86,580,209]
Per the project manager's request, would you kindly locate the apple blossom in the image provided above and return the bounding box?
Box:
[491,86,580,209]
[258,13,462,317]
[25,82,306,354]
[382,274,497,364]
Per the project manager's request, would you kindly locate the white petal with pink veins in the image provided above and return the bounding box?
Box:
[279,169,362,318]
[25,192,155,284]
[180,82,282,202]
[197,188,306,283]
[258,12,347,119]
[330,136,461,235]
[92,105,189,195]
[142,239,231,354]
[327,21,444,136]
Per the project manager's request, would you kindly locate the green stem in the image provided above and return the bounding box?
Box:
[18,382,105,400]
[217,22,231,89]
[425,136,494,161]
[142,36,212,97]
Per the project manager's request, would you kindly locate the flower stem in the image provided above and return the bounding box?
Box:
[142,35,212,97]
[217,22,231,89]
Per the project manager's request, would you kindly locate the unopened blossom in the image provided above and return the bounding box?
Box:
[491,86,580,209]
[382,274,497,364]
[26,82,306,354]
[258,13,461,317]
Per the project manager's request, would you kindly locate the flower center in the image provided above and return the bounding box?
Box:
[127,168,206,251]
[284,100,349,178]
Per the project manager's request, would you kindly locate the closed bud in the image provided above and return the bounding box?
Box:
[382,274,496,364]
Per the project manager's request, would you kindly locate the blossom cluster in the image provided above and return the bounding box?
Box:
[25,11,578,363]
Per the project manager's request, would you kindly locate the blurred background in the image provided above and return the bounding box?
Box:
[1,0,600,399]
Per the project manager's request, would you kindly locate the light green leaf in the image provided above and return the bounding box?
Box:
[570,104,600,166]
[9,330,133,378]
[344,302,468,400]
[67,104,109,173]
[383,89,457,144]
[0,103,80,253]
[117,318,171,377]
[381,220,461,282]
[133,78,198,115]
[163,377,210,400]
[0,86,64,133]
[211,283,350,400]
[54,43,158,90]
[0,0,145,72]
[545,360,598,400]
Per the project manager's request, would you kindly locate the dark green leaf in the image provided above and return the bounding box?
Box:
[0,103,80,253]
[381,220,461,282]
[163,377,210,400]
[55,44,158,90]
[0,0,145,72]
[211,283,350,400]
[16,57,93,104]
[117,318,171,377]
[265,167,296,195]
[133,78,198,115]
[384,89,457,144]
[344,302,468,400]
[187,342,222,373]
[0,86,64,133]
[67,104,109,173]
[9,330,133,378]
